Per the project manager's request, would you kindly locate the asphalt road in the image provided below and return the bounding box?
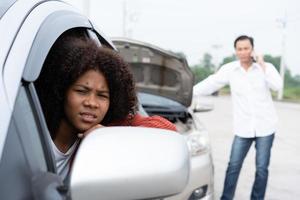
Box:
[195,95,300,200]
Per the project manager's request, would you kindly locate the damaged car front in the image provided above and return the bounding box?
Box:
[113,38,214,200]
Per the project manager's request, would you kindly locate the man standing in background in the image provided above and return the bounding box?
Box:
[193,35,282,200]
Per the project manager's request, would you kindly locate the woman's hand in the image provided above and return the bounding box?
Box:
[77,124,104,139]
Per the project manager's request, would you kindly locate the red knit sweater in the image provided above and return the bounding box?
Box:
[108,113,177,132]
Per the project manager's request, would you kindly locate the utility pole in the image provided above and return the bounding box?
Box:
[211,44,222,72]
[211,44,222,96]
[83,0,90,18]
[122,0,127,37]
[277,12,287,100]
[122,1,139,38]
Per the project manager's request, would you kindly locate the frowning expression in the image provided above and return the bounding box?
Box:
[64,69,110,133]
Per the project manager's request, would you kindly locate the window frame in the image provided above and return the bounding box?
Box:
[20,8,115,171]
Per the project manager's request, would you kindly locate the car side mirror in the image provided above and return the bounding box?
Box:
[191,96,214,113]
[192,102,214,113]
[70,127,190,200]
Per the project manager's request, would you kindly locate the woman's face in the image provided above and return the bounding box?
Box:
[64,69,110,133]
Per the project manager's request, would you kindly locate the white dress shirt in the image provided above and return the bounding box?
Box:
[193,61,283,138]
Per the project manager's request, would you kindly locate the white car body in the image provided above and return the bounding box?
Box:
[113,38,214,200]
[0,1,191,199]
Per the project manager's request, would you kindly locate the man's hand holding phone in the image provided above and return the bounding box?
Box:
[252,52,266,72]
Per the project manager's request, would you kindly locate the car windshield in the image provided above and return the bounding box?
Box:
[138,92,183,108]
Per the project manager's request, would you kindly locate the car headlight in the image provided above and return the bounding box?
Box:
[185,131,209,156]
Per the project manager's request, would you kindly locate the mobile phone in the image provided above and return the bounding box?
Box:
[251,52,256,62]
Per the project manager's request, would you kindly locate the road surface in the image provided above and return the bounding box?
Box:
[195,95,300,200]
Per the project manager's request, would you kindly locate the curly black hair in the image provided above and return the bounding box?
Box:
[35,29,137,139]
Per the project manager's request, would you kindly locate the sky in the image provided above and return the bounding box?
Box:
[67,0,300,75]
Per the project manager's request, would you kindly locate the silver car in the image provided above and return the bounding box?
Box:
[0,0,192,199]
[113,38,214,200]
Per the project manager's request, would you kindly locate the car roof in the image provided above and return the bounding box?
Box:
[0,0,68,161]
[0,0,17,19]
[0,0,114,160]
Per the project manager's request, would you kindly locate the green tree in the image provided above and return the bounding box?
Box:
[263,55,280,72]
[170,51,187,59]
[201,53,215,69]
[192,53,300,100]
[253,54,300,100]
[263,54,300,88]
[190,53,215,84]
[220,54,236,66]
[284,69,300,88]
[191,64,214,84]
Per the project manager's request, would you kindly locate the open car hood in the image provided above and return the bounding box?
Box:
[112,37,194,107]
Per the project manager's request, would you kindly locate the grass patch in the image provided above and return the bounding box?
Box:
[283,87,300,102]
